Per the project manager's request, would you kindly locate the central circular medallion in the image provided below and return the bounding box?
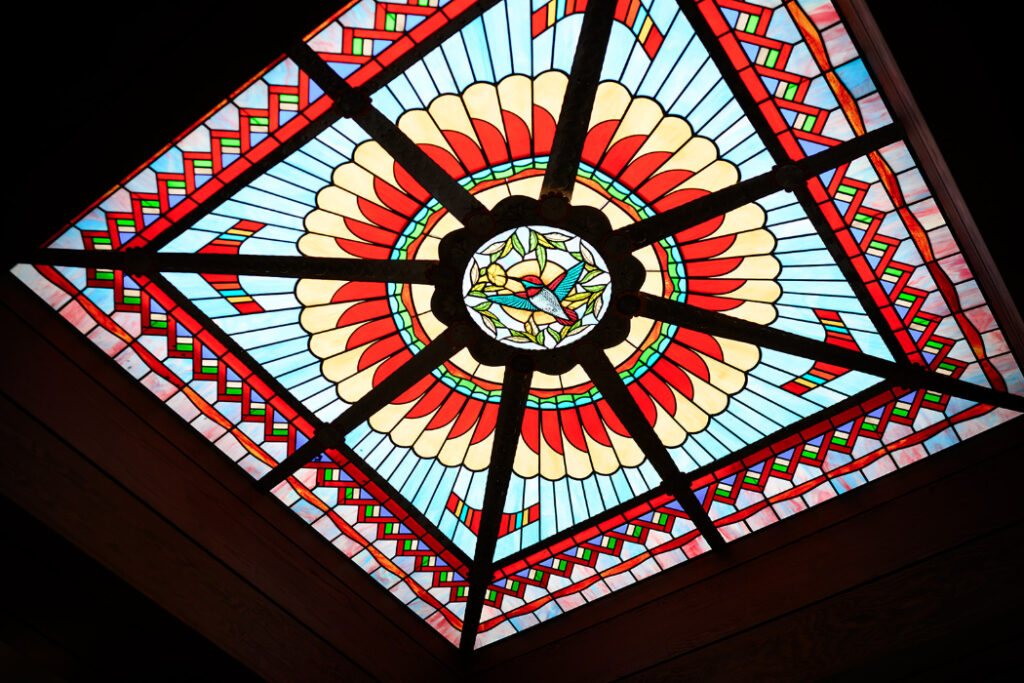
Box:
[463,225,611,350]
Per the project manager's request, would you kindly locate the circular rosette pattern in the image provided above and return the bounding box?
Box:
[463,226,611,350]
[296,71,782,481]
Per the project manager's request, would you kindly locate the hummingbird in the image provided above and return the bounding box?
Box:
[486,262,586,325]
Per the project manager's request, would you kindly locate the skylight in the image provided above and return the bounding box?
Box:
[13,0,1022,650]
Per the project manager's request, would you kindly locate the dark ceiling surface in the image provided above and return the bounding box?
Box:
[3,1,1020,679]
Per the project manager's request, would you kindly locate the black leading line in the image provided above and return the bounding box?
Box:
[117,0,502,256]
[460,359,534,652]
[540,0,618,199]
[637,293,1024,414]
[486,377,904,573]
[579,344,728,550]
[618,123,902,250]
[258,326,469,492]
[290,41,489,225]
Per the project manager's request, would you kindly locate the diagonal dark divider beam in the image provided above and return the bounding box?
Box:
[144,272,322,430]
[639,294,1024,413]
[623,174,777,250]
[290,42,487,225]
[620,123,901,250]
[26,249,438,284]
[676,0,912,364]
[540,0,617,199]
[94,2,501,257]
[255,437,326,494]
[258,326,467,491]
[460,359,534,652]
[791,182,908,362]
[579,346,726,549]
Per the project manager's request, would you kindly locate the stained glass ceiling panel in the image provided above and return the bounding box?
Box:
[14,0,1022,651]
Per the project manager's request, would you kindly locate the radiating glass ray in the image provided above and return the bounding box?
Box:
[607,316,882,472]
[161,115,455,263]
[343,348,496,555]
[162,273,443,423]
[636,188,892,359]
[371,0,584,203]
[495,366,663,560]
[559,0,773,229]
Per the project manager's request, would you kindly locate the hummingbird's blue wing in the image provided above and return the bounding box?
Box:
[487,294,538,311]
[552,262,585,300]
